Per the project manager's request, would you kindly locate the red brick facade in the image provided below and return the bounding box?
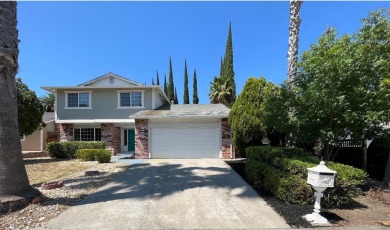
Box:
[56,123,73,142]
[101,123,121,155]
[55,123,121,156]
[221,118,234,159]
[22,151,48,159]
[135,119,149,159]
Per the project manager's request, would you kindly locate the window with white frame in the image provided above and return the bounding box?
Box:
[66,92,91,108]
[118,91,143,108]
[73,128,101,141]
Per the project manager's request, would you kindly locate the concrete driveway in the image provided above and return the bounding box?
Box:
[39,159,290,229]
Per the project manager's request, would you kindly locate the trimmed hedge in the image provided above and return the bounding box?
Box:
[95,151,111,163]
[76,149,111,163]
[245,158,313,205]
[246,146,367,207]
[47,141,105,159]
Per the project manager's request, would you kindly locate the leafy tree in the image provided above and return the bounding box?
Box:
[40,92,55,112]
[174,87,178,104]
[229,77,271,156]
[193,69,199,104]
[183,60,189,104]
[164,74,168,96]
[209,76,231,106]
[17,78,44,136]
[263,83,296,147]
[167,57,175,102]
[0,1,37,201]
[294,10,390,165]
[156,71,160,85]
[287,0,303,87]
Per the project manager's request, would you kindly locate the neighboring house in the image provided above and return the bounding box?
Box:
[21,112,55,152]
[42,72,234,159]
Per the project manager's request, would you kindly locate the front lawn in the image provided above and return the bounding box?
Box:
[24,158,97,185]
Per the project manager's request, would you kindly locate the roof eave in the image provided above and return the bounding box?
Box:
[55,119,135,124]
[129,115,228,119]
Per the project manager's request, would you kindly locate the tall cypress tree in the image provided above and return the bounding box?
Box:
[174,87,179,104]
[193,69,199,104]
[152,78,155,85]
[156,71,160,85]
[183,60,189,104]
[222,22,236,106]
[164,74,168,96]
[220,56,224,77]
[168,57,175,102]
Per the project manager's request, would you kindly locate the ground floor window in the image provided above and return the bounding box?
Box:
[74,128,101,141]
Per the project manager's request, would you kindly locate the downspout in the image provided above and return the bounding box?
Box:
[40,128,44,152]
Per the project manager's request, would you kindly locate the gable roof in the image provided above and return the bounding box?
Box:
[129,104,230,119]
[78,72,143,86]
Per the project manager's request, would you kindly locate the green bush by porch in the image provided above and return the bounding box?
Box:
[47,141,105,159]
[76,149,111,163]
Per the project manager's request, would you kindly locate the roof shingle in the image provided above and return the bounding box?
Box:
[130,104,230,119]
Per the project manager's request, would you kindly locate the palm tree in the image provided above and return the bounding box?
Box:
[0,2,37,202]
[40,92,55,112]
[287,0,303,87]
[209,76,232,107]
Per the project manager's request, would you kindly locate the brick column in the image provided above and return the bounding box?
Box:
[101,123,121,155]
[56,123,73,142]
[221,118,234,159]
[135,119,149,159]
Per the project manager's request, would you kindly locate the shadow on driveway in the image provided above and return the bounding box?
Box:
[40,159,290,229]
[78,161,259,205]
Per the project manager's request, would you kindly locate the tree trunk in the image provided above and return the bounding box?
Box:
[0,2,35,198]
[287,0,303,86]
[383,143,390,187]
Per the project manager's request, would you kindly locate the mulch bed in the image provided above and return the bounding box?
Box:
[226,161,345,228]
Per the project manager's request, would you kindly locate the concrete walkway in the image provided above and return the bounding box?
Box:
[38,159,290,229]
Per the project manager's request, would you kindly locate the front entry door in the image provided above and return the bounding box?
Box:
[127,129,135,151]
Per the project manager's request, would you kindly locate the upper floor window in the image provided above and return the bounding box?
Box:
[117,90,144,108]
[65,92,92,109]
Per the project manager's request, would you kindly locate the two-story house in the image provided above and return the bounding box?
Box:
[42,73,234,159]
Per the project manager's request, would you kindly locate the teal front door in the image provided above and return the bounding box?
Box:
[127,129,135,151]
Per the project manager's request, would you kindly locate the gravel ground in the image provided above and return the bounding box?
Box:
[0,162,127,230]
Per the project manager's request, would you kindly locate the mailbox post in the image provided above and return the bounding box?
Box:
[303,161,337,226]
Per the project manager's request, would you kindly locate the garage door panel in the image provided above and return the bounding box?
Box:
[150,122,220,159]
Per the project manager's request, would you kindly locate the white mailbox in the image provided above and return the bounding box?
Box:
[303,160,337,226]
[307,161,336,187]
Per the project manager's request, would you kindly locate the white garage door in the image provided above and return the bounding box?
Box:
[150,122,221,158]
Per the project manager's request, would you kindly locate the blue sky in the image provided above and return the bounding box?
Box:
[17,1,389,104]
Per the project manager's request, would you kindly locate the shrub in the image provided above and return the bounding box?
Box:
[76,149,111,163]
[47,141,105,159]
[95,150,111,163]
[46,142,66,158]
[245,146,367,207]
[76,149,97,161]
[246,158,313,204]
